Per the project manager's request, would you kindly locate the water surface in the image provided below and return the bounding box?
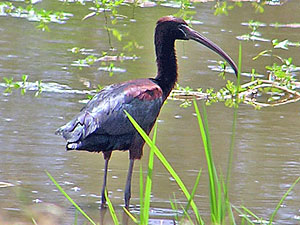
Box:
[0,1,299,224]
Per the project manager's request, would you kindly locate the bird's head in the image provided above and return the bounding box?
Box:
[156,16,190,41]
[156,16,238,76]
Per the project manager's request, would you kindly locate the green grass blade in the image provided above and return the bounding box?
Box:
[31,217,38,225]
[181,205,194,225]
[185,169,201,213]
[217,177,222,224]
[170,196,179,222]
[226,107,237,188]
[232,205,255,224]
[74,209,78,225]
[221,173,231,223]
[139,163,144,223]
[269,176,300,224]
[45,170,96,225]
[227,203,237,225]
[241,205,260,221]
[105,189,120,225]
[123,207,138,224]
[201,102,219,183]
[193,100,217,221]
[237,42,242,91]
[143,123,157,223]
[124,110,204,225]
[227,42,241,187]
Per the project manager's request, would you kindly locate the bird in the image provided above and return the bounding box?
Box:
[55,16,238,209]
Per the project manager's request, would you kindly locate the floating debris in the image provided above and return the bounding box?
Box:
[0,81,94,95]
[123,0,156,7]
[252,219,269,224]
[266,0,284,6]
[138,1,157,8]
[3,207,21,211]
[89,194,100,198]
[239,72,265,78]
[169,177,175,181]
[207,65,238,76]
[71,186,81,192]
[161,1,194,9]
[293,215,300,221]
[59,0,93,4]
[98,66,126,73]
[236,34,270,42]
[207,63,265,78]
[0,2,73,24]
[170,90,208,101]
[270,23,300,28]
[174,115,182,119]
[97,55,139,62]
[240,79,300,107]
[63,181,74,185]
[32,199,43,203]
[160,2,182,8]
[0,182,14,188]
[71,61,91,67]
[69,47,140,68]
[68,47,95,54]
[273,39,289,50]
[241,21,267,27]
[170,77,300,108]
[190,20,203,25]
[272,39,300,49]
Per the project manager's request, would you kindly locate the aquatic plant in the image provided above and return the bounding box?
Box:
[2,75,43,97]
[0,1,72,31]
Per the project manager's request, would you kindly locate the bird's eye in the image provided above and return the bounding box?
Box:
[178,25,188,39]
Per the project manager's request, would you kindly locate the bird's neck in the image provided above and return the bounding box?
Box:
[154,38,178,100]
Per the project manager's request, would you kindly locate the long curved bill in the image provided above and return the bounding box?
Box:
[182,25,238,76]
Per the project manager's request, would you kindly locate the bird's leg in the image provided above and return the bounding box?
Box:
[101,151,112,207]
[124,159,134,209]
[101,159,109,206]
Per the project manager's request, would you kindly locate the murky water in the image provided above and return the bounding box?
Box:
[0,1,299,224]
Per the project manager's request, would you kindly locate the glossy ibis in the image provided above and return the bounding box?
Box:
[55,16,238,208]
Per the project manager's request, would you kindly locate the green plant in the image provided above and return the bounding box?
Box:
[3,77,14,93]
[2,75,43,96]
[105,189,120,225]
[46,97,300,224]
[269,177,300,224]
[0,1,71,31]
[272,39,300,49]
[194,100,233,224]
[173,0,196,21]
[45,171,96,225]
[123,98,238,224]
[252,1,265,13]
[125,110,203,224]
[214,1,234,16]
[141,123,156,224]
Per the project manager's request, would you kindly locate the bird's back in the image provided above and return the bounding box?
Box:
[56,78,164,154]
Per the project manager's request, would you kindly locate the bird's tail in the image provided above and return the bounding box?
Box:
[55,118,85,144]
[55,127,64,136]
[56,111,100,151]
